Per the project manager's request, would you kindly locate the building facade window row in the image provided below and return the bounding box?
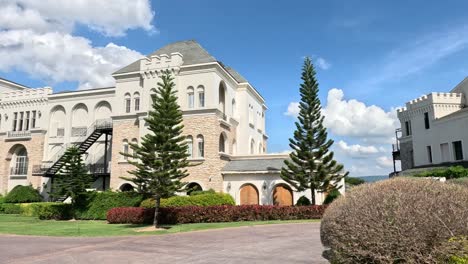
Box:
[187,85,205,109]
[12,110,37,132]
[186,135,204,158]
[124,92,141,113]
[122,138,138,160]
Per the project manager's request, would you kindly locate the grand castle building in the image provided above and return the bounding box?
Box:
[0,40,340,205]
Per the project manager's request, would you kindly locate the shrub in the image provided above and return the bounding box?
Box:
[140,192,235,208]
[345,176,365,186]
[438,236,468,264]
[414,166,468,179]
[4,185,42,203]
[295,195,311,206]
[30,202,73,220]
[323,189,341,205]
[108,205,325,224]
[107,207,153,224]
[75,191,144,220]
[1,203,22,214]
[321,178,468,264]
[189,189,215,196]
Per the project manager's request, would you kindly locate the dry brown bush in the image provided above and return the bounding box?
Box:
[320,178,468,264]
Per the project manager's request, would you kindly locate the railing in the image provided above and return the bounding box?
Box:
[7,131,31,138]
[33,163,110,175]
[71,127,87,137]
[44,118,113,172]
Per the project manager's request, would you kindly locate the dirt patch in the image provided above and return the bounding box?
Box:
[134,226,167,232]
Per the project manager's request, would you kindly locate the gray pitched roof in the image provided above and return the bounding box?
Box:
[113,40,217,75]
[113,40,250,87]
[223,157,287,172]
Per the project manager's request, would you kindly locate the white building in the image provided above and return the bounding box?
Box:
[394,77,468,173]
[0,40,343,205]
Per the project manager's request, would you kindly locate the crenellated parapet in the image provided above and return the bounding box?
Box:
[397,92,464,120]
[139,52,184,79]
[0,87,52,108]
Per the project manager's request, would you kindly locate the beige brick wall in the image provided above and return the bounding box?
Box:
[109,113,233,193]
[0,134,45,194]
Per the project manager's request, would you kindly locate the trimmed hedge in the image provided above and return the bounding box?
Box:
[75,191,144,220]
[108,205,326,224]
[1,203,22,214]
[321,178,468,263]
[4,185,42,203]
[414,166,468,179]
[31,203,73,220]
[140,192,235,208]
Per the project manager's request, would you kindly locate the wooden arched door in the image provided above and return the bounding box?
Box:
[240,184,259,205]
[273,185,293,206]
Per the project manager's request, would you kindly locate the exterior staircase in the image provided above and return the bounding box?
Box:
[41,119,113,177]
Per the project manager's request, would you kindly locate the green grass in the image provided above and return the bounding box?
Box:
[0,214,318,237]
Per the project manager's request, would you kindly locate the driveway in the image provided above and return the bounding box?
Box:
[0,222,327,264]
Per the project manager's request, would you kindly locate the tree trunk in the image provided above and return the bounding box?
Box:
[153,195,160,228]
[311,188,316,205]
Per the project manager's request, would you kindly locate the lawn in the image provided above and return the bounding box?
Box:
[0,214,318,237]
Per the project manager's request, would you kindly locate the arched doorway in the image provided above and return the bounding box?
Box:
[273,184,293,206]
[240,184,259,205]
[120,183,134,192]
[187,182,202,195]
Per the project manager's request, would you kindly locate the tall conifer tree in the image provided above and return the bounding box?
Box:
[281,58,347,205]
[122,70,189,228]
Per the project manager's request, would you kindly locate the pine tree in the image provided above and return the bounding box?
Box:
[50,145,92,212]
[121,70,189,228]
[281,57,347,205]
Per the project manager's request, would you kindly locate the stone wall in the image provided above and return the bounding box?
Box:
[0,133,45,194]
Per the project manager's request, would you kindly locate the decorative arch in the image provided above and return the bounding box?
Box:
[122,139,129,160]
[250,138,255,155]
[71,103,89,127]
[7,144,28,177]
[187,135,193,158]
[197,134,204,158]
[258,142,263,154]
[272,184,293,206]
[150,88,157,105]
[49,105,66,137]
[133,92,140,111]
[120,183,134,192]
[239,183,259,205]
[186,182,203,195]
[94,101,112,120]
[124,93,131,113]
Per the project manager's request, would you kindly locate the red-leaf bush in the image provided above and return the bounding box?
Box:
[107,205,325,224]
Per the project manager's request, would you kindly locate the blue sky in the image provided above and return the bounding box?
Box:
[2,0,468,176]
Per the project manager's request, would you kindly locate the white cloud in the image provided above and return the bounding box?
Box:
[285,88,399,142]
[376,156,394,168]
[0,0,155,36]
[316,57,331,70]
[0,0,153,89]
[336,140,383,158]
[284,102,300,117]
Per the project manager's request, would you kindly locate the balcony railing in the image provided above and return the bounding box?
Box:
[71,126,87,137]
[33,163,110,176]
[7,131,31,139]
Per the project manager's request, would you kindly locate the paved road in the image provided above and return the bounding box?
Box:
[0,222,327,264]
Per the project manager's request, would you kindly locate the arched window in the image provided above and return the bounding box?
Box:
[150,88,157,105]
[187,87,194,109]
[232,99,236,118]
[131,138,138,159]
[258,143,263,154]
[187,182,202,195]
[232,140,237,155]
[197,135,204,158]
[124,93,131,113]
[133,92,140,111]
[197,86,205,108]
[122,139,129,160]
[219,133,226,153]
[250,139,255,154]
[187,136,193,158]
[219,82,226,118]
[12,147,28,176]
[120,183,134,192]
